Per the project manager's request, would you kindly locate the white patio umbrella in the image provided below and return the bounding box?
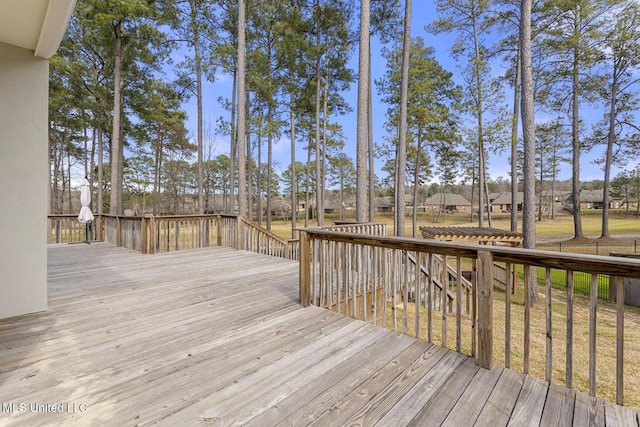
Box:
[78,178,94,224]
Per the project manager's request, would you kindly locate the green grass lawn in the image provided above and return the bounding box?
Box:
[270,211,640,242]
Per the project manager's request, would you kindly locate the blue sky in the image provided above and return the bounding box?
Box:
[182,2,619,189]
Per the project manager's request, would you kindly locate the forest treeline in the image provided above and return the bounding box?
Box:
[50,0,640,246]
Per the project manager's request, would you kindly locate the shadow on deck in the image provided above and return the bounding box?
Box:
[0,243,637,426]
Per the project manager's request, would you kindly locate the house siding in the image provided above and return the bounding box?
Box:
[0,42,49,318]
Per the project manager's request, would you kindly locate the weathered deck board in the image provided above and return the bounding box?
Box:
[0,243,637,426]
[508,375,549,426]
[572,392,605,427]
[441,364,504,425]
[540,382,576,426]
[474,368,525,426]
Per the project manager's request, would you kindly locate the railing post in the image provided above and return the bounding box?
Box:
[141,216,148,254]
[175,221,180,251]
[96,215,103,241]
[116,216,122,247]
[235,216,242,250]
[148,216,156,254]
[216,215,222,247]
[477,250,493,369]
[299,231,311,307]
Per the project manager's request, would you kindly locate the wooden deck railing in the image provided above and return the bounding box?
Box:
[240,217,300,259]
[322,221,388,236]
[48,214,103,243]
[320,222,470,317]
[298,228,640,407]
[48,214,299,260]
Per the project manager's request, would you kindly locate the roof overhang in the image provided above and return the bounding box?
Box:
[0,0,76,59]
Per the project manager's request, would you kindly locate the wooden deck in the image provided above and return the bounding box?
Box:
[0,243,638,426]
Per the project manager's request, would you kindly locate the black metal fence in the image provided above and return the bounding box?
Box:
[537,239,640,256]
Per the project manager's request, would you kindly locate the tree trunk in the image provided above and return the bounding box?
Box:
[236,0,247,217]
[97,127,103,215]
[315,0,324,226]
[110,20,124,215]
[67,150,72,213]
[290,91,297,238]
[368,45,375,222]
[601,64,618,238]
[511,45,521,232]
[321,65,330,226]
[412,135,422,238]
[356,0,370,222]
[268,98,275,230]
[395,0,411,237]
[520,0,539,305]
[473,16,486,228]
[571,15,583,238]
[305,143,312,226]
[190,0,204,214]
[229,68,237,213]
[247,90,253,221]
[257,112,262,225]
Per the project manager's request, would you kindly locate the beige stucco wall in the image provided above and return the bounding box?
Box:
[0,42,49,319]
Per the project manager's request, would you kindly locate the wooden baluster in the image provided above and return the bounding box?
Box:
[372,246,377,326]
[589,273,598,396]
[351,243,357,318]
[175,220,180,251]
[342,243,348,316]
[442,254,448,348]
[545,267,552,382]
[566,270,574,390]
[360,244,365,321]
[380,246,386,325]
[335,241,341,314]
[403,251,409,335]
[524,264,531,374]
[505,262,511,368]
[415,252,422,339]
[427,252,433,343]
[165,220,170,252]
[311,239,317,305]
[116,216,122,247]
[456,256,462,353]
[216,216,222,247]
[392,249,398,332]
[471,258,477,358]
[615,275,624,405]
[141,217,148,254]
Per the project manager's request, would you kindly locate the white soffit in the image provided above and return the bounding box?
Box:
[0,0,76,59]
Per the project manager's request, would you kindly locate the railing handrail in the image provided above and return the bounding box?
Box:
[299,228,640,279]
[140,213,239,220]
[240,216,299,245]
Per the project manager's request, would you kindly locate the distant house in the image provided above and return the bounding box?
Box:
[323,196,341,215]
[268,198,293,217]
[563,189,610,210]
[322,191,355,217]
[561,189,627,211]
[423,193,472,213]
[538,190,571,216]
[489,192,523,213]
[373,197,393,213]
[580,189,607,209]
